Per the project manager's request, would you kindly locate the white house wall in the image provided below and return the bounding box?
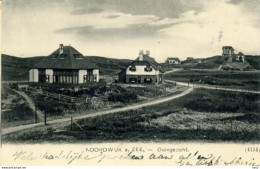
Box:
[29,69,39,82]
[169,60,179,64]
[126,65,159,75]
[78,70,87,83]
[46,69,53,83]
[93,69,100,82]
[29,69,33,82]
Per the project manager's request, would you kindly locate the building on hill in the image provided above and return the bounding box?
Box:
[222,46,235,62]
[186,57,194,60]
[236,52,245,62]
[165,57,180,64]
[29,44,99,83]
[222,46,246,63]
[118,50,164,84]
[222,46,234,57]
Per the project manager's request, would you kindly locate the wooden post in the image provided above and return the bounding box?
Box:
[71,116,73,130]
[230,119,232,131]
[35,102,37,123]
[44,111,47,125]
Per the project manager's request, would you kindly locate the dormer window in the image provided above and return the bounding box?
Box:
[129,65,136,72]
[60,54,66,59]
[144,65,152,72]
[52,54,58,59]
[74,54,83,59]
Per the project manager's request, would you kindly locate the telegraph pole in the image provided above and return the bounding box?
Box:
[35,102,37,123]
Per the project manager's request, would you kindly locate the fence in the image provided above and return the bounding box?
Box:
[3,82,108,104]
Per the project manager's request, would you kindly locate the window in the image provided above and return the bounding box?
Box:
[53,69,78,83]
[144,78,152,83]
[129,65,136,72]
[39,75,49,82]
[83,75,88,83]
[52,54,58,59]
[74,54,83,59]
[59,54,67,59]
[144,65,152,72]
[45,75,50,82]
[129,78,137,83]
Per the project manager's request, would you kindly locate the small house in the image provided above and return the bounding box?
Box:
[222,46,234,57]
[165,57,181,64]
[222,46,235,62]
[236,52,245,62]
[29,44,99,84]
[118,50,164,84]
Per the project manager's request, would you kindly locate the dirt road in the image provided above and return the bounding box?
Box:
[2,87,193,135]
[165,80,260,94]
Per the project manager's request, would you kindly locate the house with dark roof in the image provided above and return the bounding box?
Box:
[165,57,180,64]
[236,52,245,62]
[118,50,164,84]
[222,46,234,57]
[29,44,99,84]
[222,46,235,62]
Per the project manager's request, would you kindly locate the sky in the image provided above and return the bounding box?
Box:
[2,0,260,62]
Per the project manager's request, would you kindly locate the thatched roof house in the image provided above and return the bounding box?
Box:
[29,44,99,84]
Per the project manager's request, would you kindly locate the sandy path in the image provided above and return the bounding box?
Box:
[10,89,44,119]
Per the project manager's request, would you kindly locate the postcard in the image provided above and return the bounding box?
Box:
[0,0,259,167]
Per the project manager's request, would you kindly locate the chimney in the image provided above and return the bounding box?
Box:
[146,50,150,56]
[139,50,144,61]
[59,44,64,55]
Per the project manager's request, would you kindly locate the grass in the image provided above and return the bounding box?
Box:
[165,69,260,90]
[180,89,260,113]
[3,88,260,142]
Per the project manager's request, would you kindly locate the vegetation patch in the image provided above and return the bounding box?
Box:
[165,69,260,90]
[1,86,35,128]
[4,88,259,142]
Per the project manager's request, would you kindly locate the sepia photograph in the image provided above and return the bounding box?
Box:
[0,0,260,167]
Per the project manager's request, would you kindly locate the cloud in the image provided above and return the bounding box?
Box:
[54,22,174,39]
[105,15,120,19]
[158,2,260,57]
[226,0,244,5]
[2,0,260,60]
[71,8,104,15]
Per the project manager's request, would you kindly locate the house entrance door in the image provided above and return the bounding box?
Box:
[138,76,141,83]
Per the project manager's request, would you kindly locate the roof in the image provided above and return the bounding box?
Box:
[186,57,194,60]
[117,53,164,75]
[133,54,164,72]
[33,46,98,69]
[166,57,180,61]
[137,54,162,68]
[222,46,234,49]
